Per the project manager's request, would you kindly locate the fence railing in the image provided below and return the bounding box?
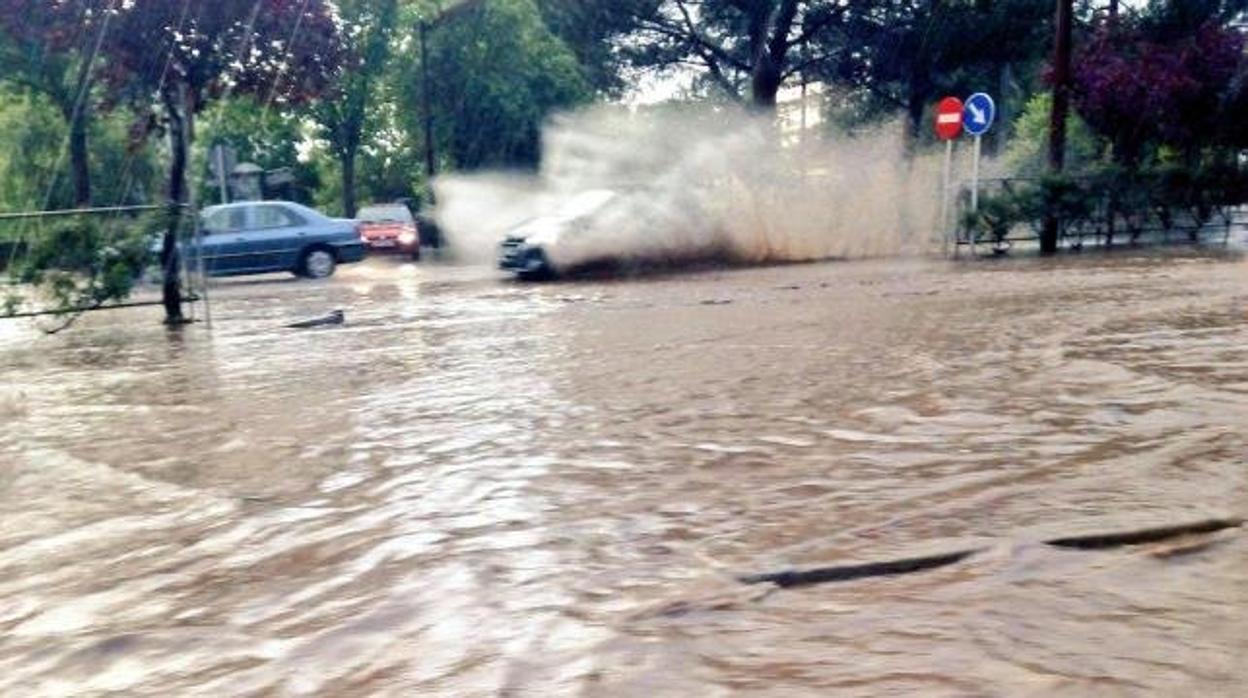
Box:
[1,203,208,325]
[948,176,1246,255]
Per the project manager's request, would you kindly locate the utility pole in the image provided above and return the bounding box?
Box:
[1042,0,1073,254]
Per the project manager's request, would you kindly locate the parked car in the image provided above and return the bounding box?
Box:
[357,203,420,260]
[190,201,365,279]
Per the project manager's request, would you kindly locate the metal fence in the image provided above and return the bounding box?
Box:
[948,177,1246,255]
[0,204,208,325]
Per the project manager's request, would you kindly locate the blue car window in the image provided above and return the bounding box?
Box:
[251,206,299,230]
[204,208,245,234]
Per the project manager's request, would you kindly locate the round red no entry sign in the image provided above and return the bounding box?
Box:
[935,97,964,140]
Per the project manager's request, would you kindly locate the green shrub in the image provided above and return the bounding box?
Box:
[964,163,1248,249]
[961,191,1026,246]
[6,214,158,315]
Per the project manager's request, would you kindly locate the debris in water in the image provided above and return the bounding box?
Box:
[1044,518,1243,550]
[1148,531,1237,559]
[739,518,1244,591]
[740,549,981,589]
[286,309,345,329]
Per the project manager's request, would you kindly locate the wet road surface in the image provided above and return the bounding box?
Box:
[1,250,1246,696]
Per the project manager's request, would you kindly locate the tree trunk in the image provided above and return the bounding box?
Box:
[906,88,927,153]
[60,60,96,208]
[160,86,187,325]
[1042,0,1073,255]
[749,0,800,112]
[750,55,782,111]
[341,146,358,218]
[68,109,91,207]
[994,63,1015,155]
[903,0,941,153]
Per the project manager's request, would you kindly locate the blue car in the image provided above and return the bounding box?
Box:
[187,201,365,279]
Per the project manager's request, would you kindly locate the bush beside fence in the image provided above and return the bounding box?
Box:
[960,164,1248,250]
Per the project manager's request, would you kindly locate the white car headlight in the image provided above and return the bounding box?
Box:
[398,230,417,245]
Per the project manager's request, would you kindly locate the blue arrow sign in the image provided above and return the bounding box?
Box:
[963,93,996,137]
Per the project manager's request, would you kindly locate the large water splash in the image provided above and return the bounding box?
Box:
[434,105,945,271]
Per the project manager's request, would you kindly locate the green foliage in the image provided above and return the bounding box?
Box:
[196,98,321,205]
[961,188,1027,245]
[0,5,100,206]
[5,213,158,316]
[1003,93,1104,176]
[963,164,1248,245]
[535,0,640,97]
[961,175,1096,245]
[309,0,402,216]
[416,0,592,170]
[0,88,161,215]
[0,90,68,213]
[819,0,1053,139]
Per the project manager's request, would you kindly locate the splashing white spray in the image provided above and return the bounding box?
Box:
[434,105,944,272]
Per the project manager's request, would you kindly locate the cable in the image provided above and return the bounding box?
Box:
[5,0,119,273]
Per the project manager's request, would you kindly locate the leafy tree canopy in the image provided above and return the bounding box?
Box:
[1072,18,1245,163]
[407,0,592,170]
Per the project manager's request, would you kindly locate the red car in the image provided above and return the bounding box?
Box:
[357,203,421,260]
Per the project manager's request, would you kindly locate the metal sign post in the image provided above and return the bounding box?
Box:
[963,93,996,215]
[934,97,963,255]
[962,93,996,255]
[971,135,982,213]
[942,139,955,255]
[216,148,228,205]
[209,143,236,205]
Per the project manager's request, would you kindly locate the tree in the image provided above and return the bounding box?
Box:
[610,0,836,109]
[0,87,161,212]
[595,0,1052,143]
[535,0,645,97]
[94,0,344,324]
[403,0,591,171]
[310,0,401,218]
[197,97,321,206]
[6,0,343,324]
[1003,92,1101,176]
[1071,20,1245,165]
[812,0,1052,145]
[0,0,106,206]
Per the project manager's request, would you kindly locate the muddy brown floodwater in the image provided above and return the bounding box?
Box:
[0,250,1246,696]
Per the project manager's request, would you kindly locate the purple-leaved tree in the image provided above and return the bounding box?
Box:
[1071,21,1244,165]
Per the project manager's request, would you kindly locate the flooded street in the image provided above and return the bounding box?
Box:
[1,251,1245,696]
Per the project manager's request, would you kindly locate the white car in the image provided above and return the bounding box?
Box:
[498,190,618,279]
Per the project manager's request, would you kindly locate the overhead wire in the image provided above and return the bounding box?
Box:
[4,0,119,274]
[5,0,312,327]
[6,0,205,329]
